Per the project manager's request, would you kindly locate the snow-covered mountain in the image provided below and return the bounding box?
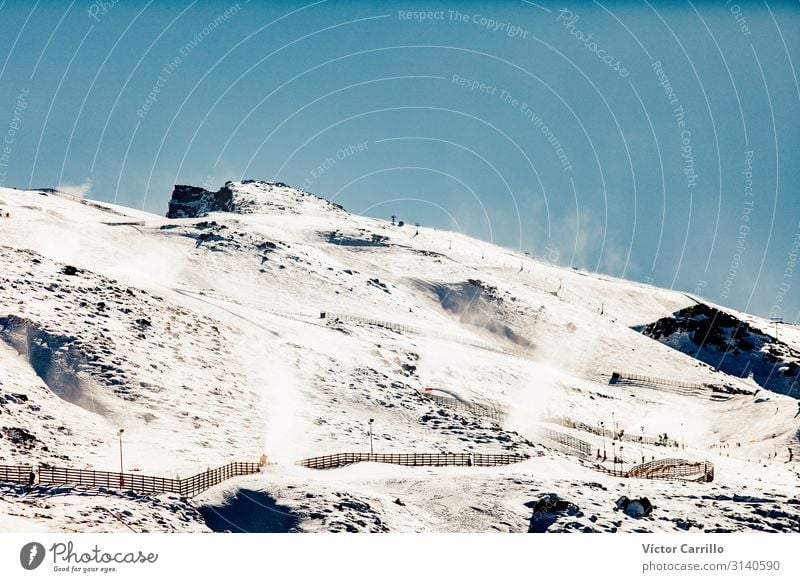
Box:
[0,182,797,533]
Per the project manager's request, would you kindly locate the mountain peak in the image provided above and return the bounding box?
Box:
[166,180,345,219]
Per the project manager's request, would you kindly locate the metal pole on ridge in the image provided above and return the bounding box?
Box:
[117,429,125,488]
[368,418,374,455]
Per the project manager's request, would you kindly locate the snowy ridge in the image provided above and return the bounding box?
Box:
[166,180,345,219]
[0,183,798,533]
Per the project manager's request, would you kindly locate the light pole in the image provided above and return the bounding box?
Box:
[368,419,374,455]
[600,421,606,461]
[612,441,617,472]
[640,425,645,463]
[117,429,125,488]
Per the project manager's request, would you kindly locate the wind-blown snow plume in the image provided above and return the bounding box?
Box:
[57,179,92,198]
[504,361,566,435]
[240,335,305,464]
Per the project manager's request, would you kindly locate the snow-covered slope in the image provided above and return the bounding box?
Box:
[0,182,797,533]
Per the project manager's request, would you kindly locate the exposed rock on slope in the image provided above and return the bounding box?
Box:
[167,184,235,218]
[636,303,800,396]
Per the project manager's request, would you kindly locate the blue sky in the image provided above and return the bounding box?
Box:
[0,0,798,321]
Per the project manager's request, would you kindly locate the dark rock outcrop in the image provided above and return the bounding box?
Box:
[635,303,800,396]
[166,185,234,218]
[165,180,346,219]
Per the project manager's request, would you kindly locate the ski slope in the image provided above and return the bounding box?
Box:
[0,183,797,533]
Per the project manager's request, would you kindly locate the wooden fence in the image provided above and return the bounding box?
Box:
[322,312,419,334]
[610,372,752,398]
[610,372,708,393]
[594,458,714,483]
[539,428,594,458]
[321,311,526,359]
[538,426,714,483]
[38,466,181,495]
[1,461,260,497]
[0,464,33,484]
[422,392,507,423]
[178,462,260,497]
[542,415,680,448]
[297,452,528,470]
